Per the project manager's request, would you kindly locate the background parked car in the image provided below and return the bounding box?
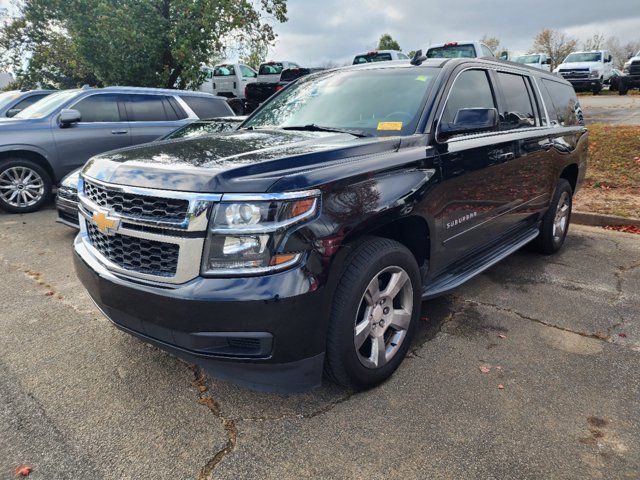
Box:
[0,86,234,214]
[352,50,409,64]
[244,67,325,113]
[425,41,496,59]
[606,69,622,91]
[257,61,301,83]
[619,50,640,95]
[206,62,258,100]
[513,53,551,71]
[0,89,55,117]
[554,50,613,94]
[55,115,244,227]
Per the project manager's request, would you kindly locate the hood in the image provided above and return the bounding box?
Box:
[82,128,401,193]
[625,56,640,66]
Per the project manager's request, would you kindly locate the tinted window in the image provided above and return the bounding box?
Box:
[537,80,556,126]
[240,65,256,78]
[426,44,476,59]
[481,45,494,57]
[74,94,122,122]
[214,65,235,76]
[496,72,535,129]
[352,53,393,64]
[126,95,171,121]
[259,63,284,75]
[442,70,496,126]
[542,79,580,126]
[181,96,232,119]
[11,94,50,113]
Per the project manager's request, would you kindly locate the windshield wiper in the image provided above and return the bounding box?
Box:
[282,124,372,137]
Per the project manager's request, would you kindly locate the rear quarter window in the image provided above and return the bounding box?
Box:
[259,63,284,75]
[353,53,393,64]
[181,96,233,119]
[542,79,579,126]
[496,72,536,129]
[214,65,235,76]
[426,44,476,59]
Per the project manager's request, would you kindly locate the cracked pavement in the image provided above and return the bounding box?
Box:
[1,206,639,479]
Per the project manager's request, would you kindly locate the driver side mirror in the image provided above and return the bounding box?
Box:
[59,109,81,127]
[544,58,552,65]
[439,108,498,139]
[606,55,612,63]
[499,51,509,61]
[6,108,21,118]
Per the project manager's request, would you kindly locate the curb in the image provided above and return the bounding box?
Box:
[572,211,640,228]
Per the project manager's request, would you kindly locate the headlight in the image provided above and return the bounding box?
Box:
[60,169,81,190]
[589,70,600,78]
[201,190,321,275]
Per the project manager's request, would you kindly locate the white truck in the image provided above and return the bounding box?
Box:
[425,41,496,59]
[200,63,258,99]
[619,50,640,95]
[554,50,613,94]
[352,50,410,64]
[256,61,301,83]
[513,53,551,71]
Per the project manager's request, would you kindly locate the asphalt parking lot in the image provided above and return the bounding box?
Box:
[1,205,639,479]
[580,94,640,125]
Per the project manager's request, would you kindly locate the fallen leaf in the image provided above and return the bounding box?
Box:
[44,291,54,296]
[498,384,505,390]
[618,333,627,338]
[198,385,207,393]
[497,334,507,339]
[479,366,491,374]
[15,465,32,476]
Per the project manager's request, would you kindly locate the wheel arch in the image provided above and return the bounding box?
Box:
[0,149,55,183]
[560,163,579,194]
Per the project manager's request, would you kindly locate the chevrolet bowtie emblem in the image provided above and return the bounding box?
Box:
[92,211,120,236]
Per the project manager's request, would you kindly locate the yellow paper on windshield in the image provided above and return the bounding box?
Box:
[415,75,428,82]
[377,121,403,131]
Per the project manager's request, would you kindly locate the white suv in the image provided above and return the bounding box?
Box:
[554,50,613,94]
[513,53,552,71]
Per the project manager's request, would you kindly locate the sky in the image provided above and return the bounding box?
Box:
[266,0,640,65]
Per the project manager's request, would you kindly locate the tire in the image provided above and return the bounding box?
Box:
[533,178,572,255]
[592,81,602,95]
[324,237,422,390]
[0,158,52,213]
[618,80,628,95]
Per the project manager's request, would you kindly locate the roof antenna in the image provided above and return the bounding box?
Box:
[410,49,426,66]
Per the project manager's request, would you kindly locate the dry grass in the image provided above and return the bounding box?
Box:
[573,123,640,218]
[577,89,640,96]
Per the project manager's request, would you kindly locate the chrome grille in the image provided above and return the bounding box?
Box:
[84,180,189,221]
[630,61,640,75]
[86,223,179,277]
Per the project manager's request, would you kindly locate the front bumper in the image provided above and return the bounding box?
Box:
[620,76,640,88]
[564,78,602,90]
[55,191,79,228]
[73,235,330,392]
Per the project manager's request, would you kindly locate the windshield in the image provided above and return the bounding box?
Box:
[515,55,540,64]
[564,52,602,63]
[259,63,284,75]
[353,53,393,64]
[426,44,476,58]
[244,67,439,136]
[0,91,21,110]
[214,65,235,76]
[15,90,79,119]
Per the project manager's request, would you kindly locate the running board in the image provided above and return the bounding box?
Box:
[422,227,539,299]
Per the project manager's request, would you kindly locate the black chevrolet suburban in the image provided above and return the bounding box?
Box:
[74,58,587,392]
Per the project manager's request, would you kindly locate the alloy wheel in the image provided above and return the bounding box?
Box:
[552,191,570,242]
[354,266,413,369]
[0,166,45,209]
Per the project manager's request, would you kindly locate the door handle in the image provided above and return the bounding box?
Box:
[111,129,128,135]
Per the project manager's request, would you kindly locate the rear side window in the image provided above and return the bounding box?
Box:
[442,69,496,126]
[352,53,393,64]
[74,94,122,122]
[214,65,235,76]
[542,79,579,126]
[426,44,476,59]
[259,63,284,75]
[496,72,536,129]
[126,95,173,121]
[181,96,232,119]
[12,94,50,112]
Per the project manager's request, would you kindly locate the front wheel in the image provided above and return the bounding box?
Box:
[534,178,572,255]
[324,238,422,390]
[0,159,52,213]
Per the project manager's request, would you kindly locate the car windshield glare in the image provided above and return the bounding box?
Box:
[244,67,439,136]
[15,89,79,119]
[564,52,602,63]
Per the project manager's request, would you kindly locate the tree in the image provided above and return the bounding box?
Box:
[0,0,287,89]
[605,36,640,69]
[582,33,605,51]
[530,29,578,70]
[240,39,269,71]
[378,33,401,51]
[480,35,501,53]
